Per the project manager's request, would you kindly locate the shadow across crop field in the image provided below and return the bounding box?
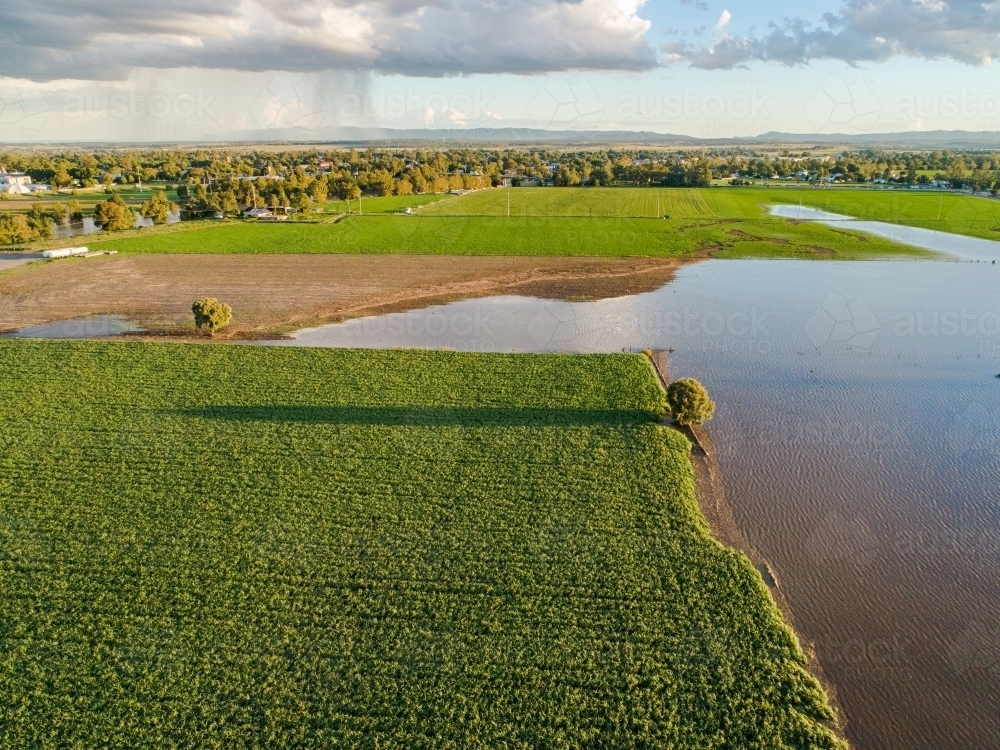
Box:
[0,341,845,749]
[174,404,658,427]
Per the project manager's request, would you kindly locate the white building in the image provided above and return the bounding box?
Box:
[0,169,33,195]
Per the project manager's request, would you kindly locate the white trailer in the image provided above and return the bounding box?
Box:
[42,246,88,259]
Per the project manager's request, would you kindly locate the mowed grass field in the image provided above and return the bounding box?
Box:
[0,341,844,749]
[320,193,452,214]
[423,185,1000,235]
[85,186,933,260]
[0,185,183,217]
[87,213,920,259]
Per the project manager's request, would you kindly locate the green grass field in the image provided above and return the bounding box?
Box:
[0,185,181,216]
[0,341,843,748]
[423,186,1000,239]
[320,193,454,214]
[88,212,923,260]
[422,188,712,218]
[22,185,1000,258]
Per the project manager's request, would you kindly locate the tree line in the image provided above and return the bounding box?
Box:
[3,145,999,195]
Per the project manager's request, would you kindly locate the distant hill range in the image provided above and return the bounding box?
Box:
[220,126,1000,149]
[754,130,1000,148]
[20,126,1000,149]
[224,126,700,144]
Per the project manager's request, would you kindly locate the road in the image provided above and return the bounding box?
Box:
[0,253,43,272]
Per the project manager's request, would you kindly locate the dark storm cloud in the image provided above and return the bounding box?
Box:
[0,0,656,80]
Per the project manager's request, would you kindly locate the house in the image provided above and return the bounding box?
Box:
[0,170,33,195]
[242,207,274,219]
[318,161,332,172]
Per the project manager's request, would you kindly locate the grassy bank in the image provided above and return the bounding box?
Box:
[0,341,845,748]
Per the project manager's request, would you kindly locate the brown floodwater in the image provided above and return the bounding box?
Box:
[282,256,1000,749]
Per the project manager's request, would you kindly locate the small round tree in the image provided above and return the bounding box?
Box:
[192,298,232,336]
[93,193,135,231]
[666,378,715,426]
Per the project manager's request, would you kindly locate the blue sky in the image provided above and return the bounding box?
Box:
[2,0,999,142]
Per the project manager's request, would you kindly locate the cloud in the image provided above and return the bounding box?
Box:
[0,0,656,81]
[666,0,1000,70]
[715,10,731,29]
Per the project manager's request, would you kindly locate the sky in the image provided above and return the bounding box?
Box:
[2,0,1000,142]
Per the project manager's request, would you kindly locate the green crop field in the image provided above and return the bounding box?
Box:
[0,341,844,748]
[88,212,922,260]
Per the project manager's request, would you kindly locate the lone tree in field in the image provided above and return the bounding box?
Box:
[666,378,716,426]
[192,298,232,336]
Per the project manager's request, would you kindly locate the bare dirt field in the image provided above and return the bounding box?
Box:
[0,254,692,338]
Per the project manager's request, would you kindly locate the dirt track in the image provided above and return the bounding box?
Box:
[0,254,694,338]
[0,253,42,273]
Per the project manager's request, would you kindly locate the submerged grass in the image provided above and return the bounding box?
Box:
[0,341,845,748]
